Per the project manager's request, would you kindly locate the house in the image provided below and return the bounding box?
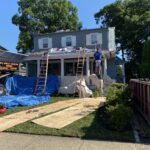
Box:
[24,27,117,87]
[0,49,26,74]
[0,45,7,53]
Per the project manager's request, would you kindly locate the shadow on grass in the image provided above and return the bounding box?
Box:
[80,106,134,143]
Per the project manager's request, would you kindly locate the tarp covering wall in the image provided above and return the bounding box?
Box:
[5,75,60,95]
[0,75,60,108]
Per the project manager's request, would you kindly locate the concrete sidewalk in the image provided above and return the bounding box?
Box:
[0,133,150,150]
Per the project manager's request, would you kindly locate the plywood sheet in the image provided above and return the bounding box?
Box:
[0,99,82,132]
[32,97,105,129]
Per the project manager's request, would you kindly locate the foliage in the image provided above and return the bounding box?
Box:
[106,104,133,131]
[93,89,101,98]
[12,0,80,53]
[106,83,125,105]
[95,0,150,79]
[140,40,150,78]
[106,83,133,131]
[116,65,123,77]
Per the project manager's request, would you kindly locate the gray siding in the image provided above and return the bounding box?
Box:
[28,61,37,76]
[107,58,117,80]
[33,27,115,51]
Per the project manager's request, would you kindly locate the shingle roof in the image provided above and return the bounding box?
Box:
[0,51,27,63]
[0,45,7,51]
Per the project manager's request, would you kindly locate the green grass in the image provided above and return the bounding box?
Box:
[0,96,71,117]
[5,110,134,142]
[1,96,134,142]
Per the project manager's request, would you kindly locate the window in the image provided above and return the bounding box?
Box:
[43,38,48,48]
[66,36,72,46]
[64,62,74,75]
[91,34,97,45]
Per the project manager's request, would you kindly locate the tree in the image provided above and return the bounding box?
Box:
[12,0,80,53]
[140,40,150,78]
[94,0,150,80]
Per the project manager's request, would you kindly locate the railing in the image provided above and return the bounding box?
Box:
[130,79,150,123]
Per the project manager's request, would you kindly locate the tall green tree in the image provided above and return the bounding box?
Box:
[94,0,150,80]
[140,40,150,78]
[12,0,80,53]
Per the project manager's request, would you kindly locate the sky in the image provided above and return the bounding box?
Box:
[0,0,115,52]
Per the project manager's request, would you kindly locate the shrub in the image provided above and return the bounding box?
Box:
[106,104,133,131]
[93,89,101,98]
[106,83,124,105]
[106,83,131,105]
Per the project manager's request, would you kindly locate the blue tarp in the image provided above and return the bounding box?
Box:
[0,95,50,108]
[6,75,60,95]
[0,75,60,108]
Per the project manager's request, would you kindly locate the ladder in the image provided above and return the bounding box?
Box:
[34,52,49,95]
[75,49,86,97]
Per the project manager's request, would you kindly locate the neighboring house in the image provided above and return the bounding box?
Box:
[0,45,7,53]
[0,50,26,74]
[24,27,117,86]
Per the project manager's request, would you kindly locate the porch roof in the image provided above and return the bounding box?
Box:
[23,48,115,61]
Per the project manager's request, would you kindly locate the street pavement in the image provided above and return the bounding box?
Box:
[0,132,150,150]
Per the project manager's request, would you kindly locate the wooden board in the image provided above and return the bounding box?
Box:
[0,99,82,132]
[32,97,105,129]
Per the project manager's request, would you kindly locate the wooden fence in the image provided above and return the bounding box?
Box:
[130,79,150,123]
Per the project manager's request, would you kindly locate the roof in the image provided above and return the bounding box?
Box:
[0,51,27,63]
[24,48,116,61]
[33,27,115,37]
[0,45,7,52]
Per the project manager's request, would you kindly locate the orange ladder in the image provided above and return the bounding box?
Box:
[74,49,86,97]
[34,52,49,95]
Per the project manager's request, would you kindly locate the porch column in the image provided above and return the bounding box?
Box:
[91,60,93,74]
[86,56,90,76]
[86,56,90,84]
[61,58,64,78]
[103,57,107,77]
[37,59,40,77]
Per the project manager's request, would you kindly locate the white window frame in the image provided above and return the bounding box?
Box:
[43,38,48,48]
[66,36,72,47]
[91,34,97,45]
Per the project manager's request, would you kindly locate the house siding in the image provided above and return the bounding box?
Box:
[33,28,115,51]
[107,58,117,80]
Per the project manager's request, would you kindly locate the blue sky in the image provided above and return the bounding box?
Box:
[0,0,115,52]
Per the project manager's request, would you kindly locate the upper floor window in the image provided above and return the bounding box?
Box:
[66,36,72,46]
[86,33,102,46]
[38,38,52,49]
[91,34,97,44]
[61,36,76,47]
[43,38,48,48]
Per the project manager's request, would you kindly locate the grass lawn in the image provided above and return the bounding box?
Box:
[0,96,71,117]
[2,97,134,142]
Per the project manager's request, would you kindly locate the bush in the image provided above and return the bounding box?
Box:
[93,89,101,98]
[106,104,133,131]
[106,83,124,105]
[106,83,131,105]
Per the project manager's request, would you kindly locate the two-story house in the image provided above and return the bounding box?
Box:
[24,27,116,87]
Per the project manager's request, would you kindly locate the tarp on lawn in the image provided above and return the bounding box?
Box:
[0,95,50,108]
[5,75,60,95]
[0,75,60,108]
